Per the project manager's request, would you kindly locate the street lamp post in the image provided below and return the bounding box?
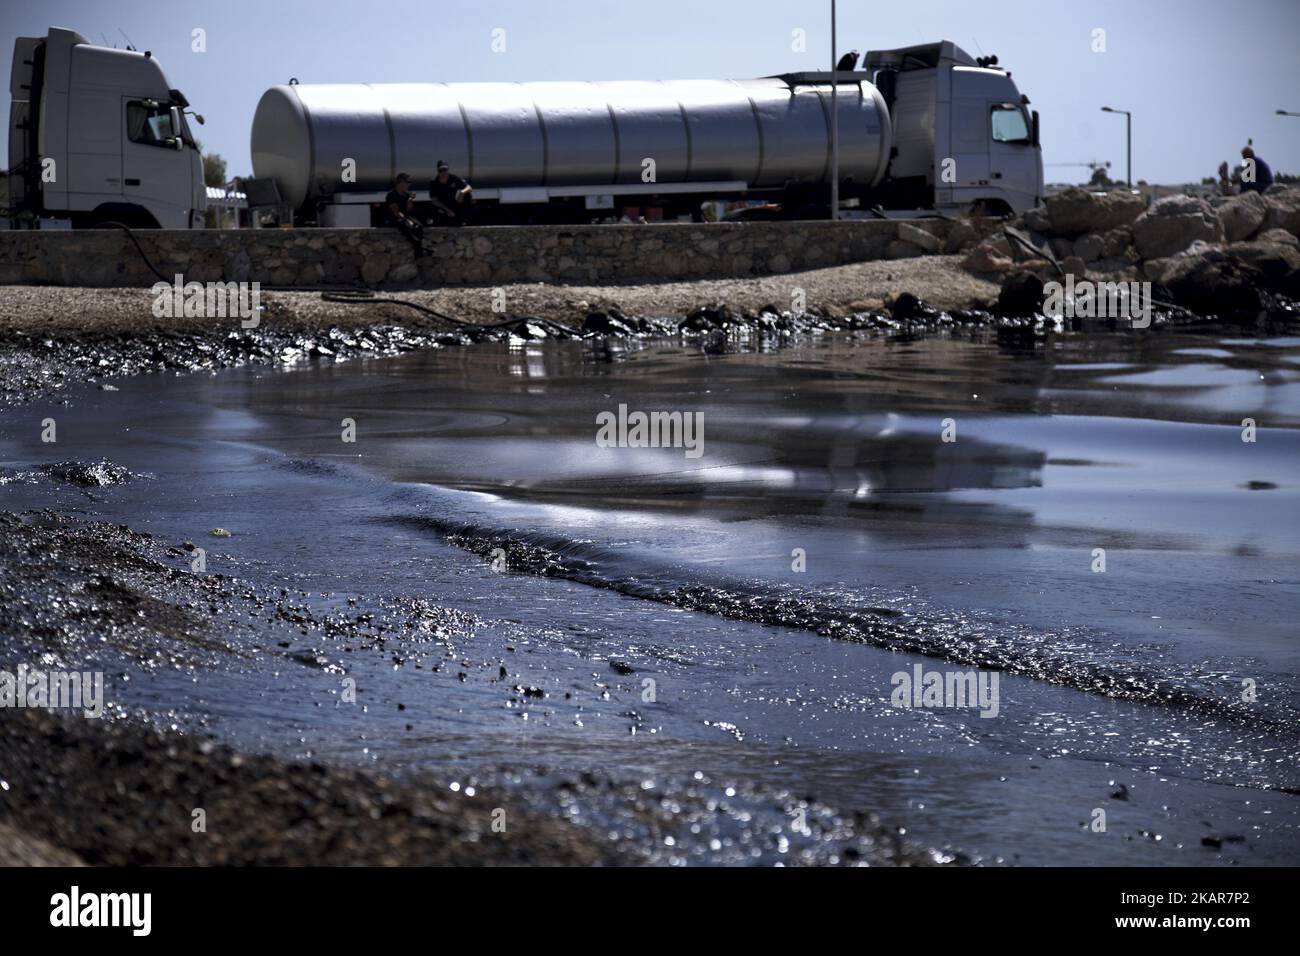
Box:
[1278,110,1300,118]
[1101,107,1132,188]
[830,0,839,221]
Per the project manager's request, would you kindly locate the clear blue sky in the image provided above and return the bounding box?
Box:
[6,0,1299,183]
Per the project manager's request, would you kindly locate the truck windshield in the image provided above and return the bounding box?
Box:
[126,101,178,148]
[991,104,1031,144]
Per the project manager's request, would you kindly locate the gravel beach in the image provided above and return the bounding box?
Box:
[0,256,998,335]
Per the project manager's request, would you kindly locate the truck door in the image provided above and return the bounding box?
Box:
[66,89,123,210]
[948,94,992,207]
[948,67,1040,214]
[121,97,189,227]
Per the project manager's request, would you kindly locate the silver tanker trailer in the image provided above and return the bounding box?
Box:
[250,40,1043,226]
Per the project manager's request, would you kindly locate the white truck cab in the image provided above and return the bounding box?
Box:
[866,41,1044,215]
[7,27,205,228]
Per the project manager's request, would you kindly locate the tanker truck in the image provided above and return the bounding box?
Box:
[4,30,1042,229]
[251,40,1044,226]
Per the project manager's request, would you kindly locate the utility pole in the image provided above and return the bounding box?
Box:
[1101,106,1132,187]
[830,0,839,221]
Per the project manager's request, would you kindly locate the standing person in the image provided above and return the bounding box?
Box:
[383,173,424,244]
[429,160,473,226]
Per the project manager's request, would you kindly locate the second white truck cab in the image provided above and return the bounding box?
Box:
[7,27,205,229]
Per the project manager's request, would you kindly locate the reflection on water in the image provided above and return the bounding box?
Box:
[226,332,1300,552]
[214,333,1300,714]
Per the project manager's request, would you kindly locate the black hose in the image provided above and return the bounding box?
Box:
[318,289,462,324]
[1003,226,1064,277]
[94,221,174,284]
[317,290,576,337]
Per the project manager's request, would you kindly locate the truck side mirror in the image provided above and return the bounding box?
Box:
[1031,110,1040,148]
[170,106,185,148]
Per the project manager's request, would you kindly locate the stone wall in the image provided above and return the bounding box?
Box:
[0,218,971,289]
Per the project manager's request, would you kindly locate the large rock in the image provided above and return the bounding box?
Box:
[997,271,1045,317]
[1262,189,1300,238]
[1142,239,1222,285]
[1131,195,1223,260]
[1228,238,1300,296]
[1100,227,1134,259]
[962,238,1016,274]
[943,220,979,254]
[1044,187,1146,237]
[1073,233,1105,263]
[1255,228,1299,248]
[897,222,942,254]
[891,293,942,321]
[1021,206,1052,234]
[1216,191,1268,243]
[1160,249,1267,316]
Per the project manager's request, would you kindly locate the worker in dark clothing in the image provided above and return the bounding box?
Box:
[1237,145,1274,194]
[429,160,472,226]
[383,173,424,247]
[384,173,421,229]
[1219,143,1274,195]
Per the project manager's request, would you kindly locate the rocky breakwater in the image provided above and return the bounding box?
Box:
[961,185,1300,320]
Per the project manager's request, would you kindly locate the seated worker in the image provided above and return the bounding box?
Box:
[1238,144,1274,194]
[429,161,473,225]
[1218,143,1275,195]
[383,173,424,245]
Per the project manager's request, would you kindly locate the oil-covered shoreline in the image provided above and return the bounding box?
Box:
[3,254,1299,867]
[5,254,1297,409]
[0,510,935,866]
[0,260,1026,867]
